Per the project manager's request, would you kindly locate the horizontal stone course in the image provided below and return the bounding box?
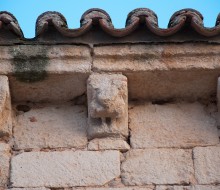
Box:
[94,44,220,72]
[194,146,220,184]
[14,104,88,150]
[121,149,194,185]
[0,45,91,74]
[11,150,120,188]
[129,102,219,148]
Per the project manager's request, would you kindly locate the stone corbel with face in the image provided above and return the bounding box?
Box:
[87,73,128,139]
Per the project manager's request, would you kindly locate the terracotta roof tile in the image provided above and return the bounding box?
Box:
[0,8,220,44]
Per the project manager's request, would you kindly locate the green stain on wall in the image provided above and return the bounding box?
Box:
[10,46,49,83]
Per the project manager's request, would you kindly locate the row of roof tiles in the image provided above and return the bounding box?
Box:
[0,8,220,39]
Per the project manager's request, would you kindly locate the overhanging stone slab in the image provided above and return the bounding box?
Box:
[0,45,91,102]
[94,43,220,101]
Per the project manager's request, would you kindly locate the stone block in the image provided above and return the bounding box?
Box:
[156,186,220,190]
[9,188,49,190]
[11,150,120,188]
[94,44,220,101]
[121,149,194,185]
[87,73,128,139]
[0,76,12,137]
[194,146,220,184]
[156,186,193,190]
[76,187,154,190]
[14,104,88,150]
[88,138,130,152]
[0,45,91,103]
[0,143,10,187]
[194,186,220,190]
[129,102,219,148]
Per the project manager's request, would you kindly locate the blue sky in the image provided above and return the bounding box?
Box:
[1,0,220,38]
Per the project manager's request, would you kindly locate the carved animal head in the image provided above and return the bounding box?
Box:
[88,74,127,120]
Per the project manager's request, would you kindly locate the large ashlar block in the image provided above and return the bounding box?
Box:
[14,104,88,150]
[194,146,220,184]
[0,143,10,187]
[11,150,120,188]
[87,73,128,139]
[121,149,194,185]
[129,102,219,148]
[0,76,12,137]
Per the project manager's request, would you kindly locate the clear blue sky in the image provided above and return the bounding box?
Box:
[1,0,220,38]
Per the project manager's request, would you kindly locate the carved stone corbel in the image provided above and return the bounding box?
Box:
[87,73,128,139]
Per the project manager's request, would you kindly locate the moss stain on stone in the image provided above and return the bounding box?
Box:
[10,45,49,83]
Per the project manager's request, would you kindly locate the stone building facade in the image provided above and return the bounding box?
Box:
[0,8,220,190]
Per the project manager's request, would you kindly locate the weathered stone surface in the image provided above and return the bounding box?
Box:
[74,187,154,190]
[10,74,89,103]
[0,76,12,137]
[129,102,219,148]
[14,104,88,150]
[88,138,130,152]
[87,73,128,139]
[121,149,194,185]
[0,143,10,187]
[93,44,220,71]
[9,188,49,190]
[0,45,91,74]
[11,150,120,188]
[194,186,220,190]
[217,77,220,127]
[156,186,193,190]
[94,44,220,101]
[194,146,220,184]
[156,186,220,190]
[0,45,91,103]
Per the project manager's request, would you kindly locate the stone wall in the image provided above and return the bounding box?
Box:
[0,43,220,190]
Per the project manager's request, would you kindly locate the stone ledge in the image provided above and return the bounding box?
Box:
[94,44,220,101]
[94,44,220,72]
[0,45,91,103]
[0,45,92,74]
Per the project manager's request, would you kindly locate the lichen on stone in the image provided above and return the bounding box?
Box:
[10,45,49,83]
